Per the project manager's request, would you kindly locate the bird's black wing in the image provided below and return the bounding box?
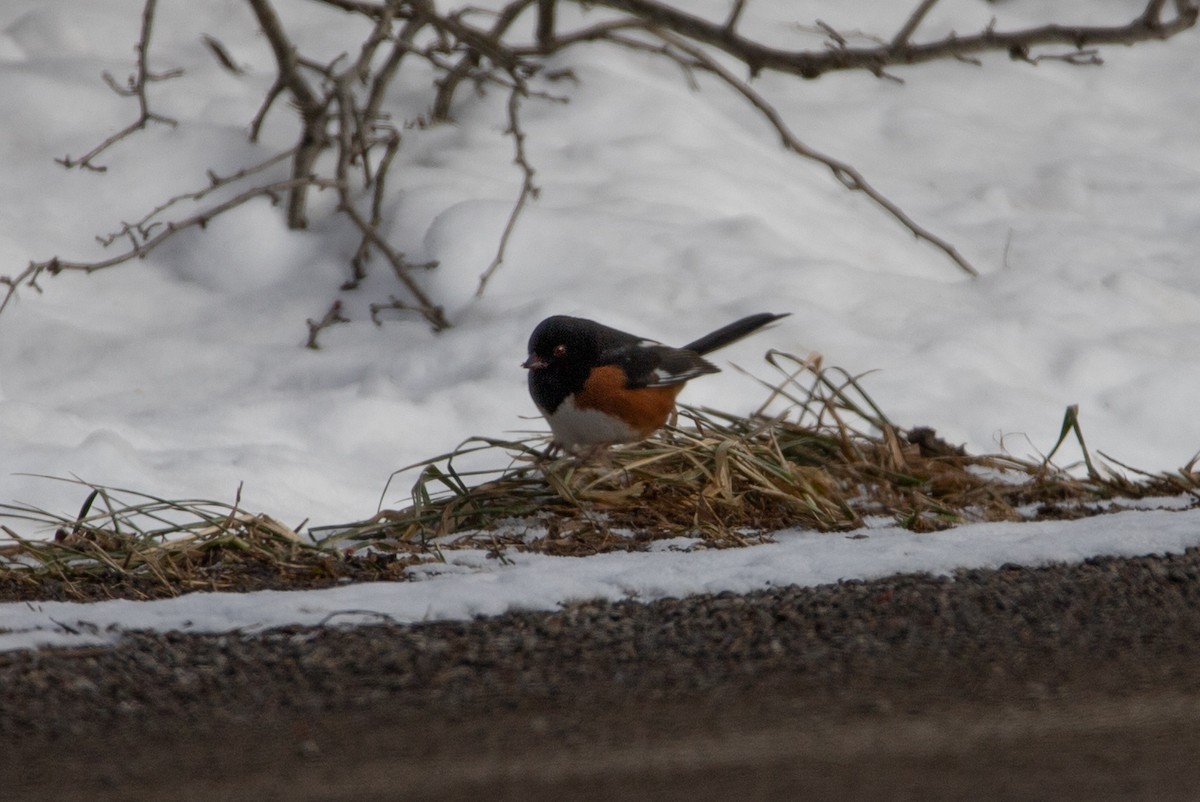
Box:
[601,343,720,389]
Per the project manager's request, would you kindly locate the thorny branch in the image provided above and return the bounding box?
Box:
[7,0,1197,335]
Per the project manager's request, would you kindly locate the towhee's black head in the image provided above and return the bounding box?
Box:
[523,316,637,414]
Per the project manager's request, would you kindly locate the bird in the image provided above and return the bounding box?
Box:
[522,312,788,451]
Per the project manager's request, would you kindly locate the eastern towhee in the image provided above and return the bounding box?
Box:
[523,313,788,450]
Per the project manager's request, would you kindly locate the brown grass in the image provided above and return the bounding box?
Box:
[2,353,1197,601]
[0,482,415,601]
[320,352,1199,557]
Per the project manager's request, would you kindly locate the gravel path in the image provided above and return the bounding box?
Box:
[4,546,1200,800]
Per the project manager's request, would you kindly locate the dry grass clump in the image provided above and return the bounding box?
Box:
[322,352,1199,557]
[0,482,413,601]
[2,353,1196,601]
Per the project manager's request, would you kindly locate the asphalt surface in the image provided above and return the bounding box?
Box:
[4,546,1200,800]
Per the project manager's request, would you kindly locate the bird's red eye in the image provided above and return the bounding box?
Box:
[552,344,567,358]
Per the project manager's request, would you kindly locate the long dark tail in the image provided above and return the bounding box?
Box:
[682,313,789,355]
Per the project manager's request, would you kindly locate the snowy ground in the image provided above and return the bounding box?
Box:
[4,504,1200,652]
[0,1,1197,649]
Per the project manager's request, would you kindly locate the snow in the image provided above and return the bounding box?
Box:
[1,1,1198,650]
[4,507,1200,653]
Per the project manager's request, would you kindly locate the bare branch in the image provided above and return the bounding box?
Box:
[2,177,334,315]
[513,19,646,54]
[337,199,448,331]
[55,177,335,273]
[653,30,979,278]
[98,149,297,244]
[536,0,557,51]
[57,0,181,171]
[305,299,350,349]
[245,0,322,109]
[1143,0,1171,25]
[202,34,246,75]
[16,0,1199,332]
[814,20,847,49]
[311,0,392,18]
[476,84,540,297]
[1013,47,1104,67]
[363,11,430,128]
[245,0,329,227]
[431,0,539,121]
[341,130,404,290]
[891,0,942,51]
[369,296,414,326]
[248,80,288,143]
[724,0,748,33]
[574,0,1199,79]
[0,269,41,316]
[351,2,397,83]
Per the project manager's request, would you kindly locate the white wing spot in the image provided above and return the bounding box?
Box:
[650,366,709,386]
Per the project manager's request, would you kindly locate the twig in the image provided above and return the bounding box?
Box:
[1,177,335,316]
[245,0,329,228]
[247,0,322,110]
[314,0,393,16]
[815,20,848,49]
[537,0,557,50]
[56,0,181,171]
[305,300,350,349]
[724,0,748,33]
[202,34,246,75]
[248,79,288,143]
[2,154,302,314]
[352,1,398,83]
[363,10,430,127]
[476,84,540,297]
[337,200,448,330]
[431,0,538,121]
[96,148,298,247]
[344,131,403,290]
[652,31,979,277]
[16,0,1198,331]
[1013,47,1104,67]
[578,0,1199,79]
[891,0,942,51]
[369,296,411,325]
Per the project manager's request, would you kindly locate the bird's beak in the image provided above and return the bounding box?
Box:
[522,354,547,370]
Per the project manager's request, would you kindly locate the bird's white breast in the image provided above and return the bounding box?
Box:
[543,396,640,448]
